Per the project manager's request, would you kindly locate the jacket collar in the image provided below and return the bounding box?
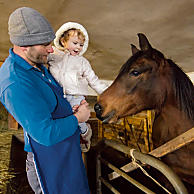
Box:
[9,48,45,71]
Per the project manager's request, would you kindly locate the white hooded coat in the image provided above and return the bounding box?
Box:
[48,22,108,96]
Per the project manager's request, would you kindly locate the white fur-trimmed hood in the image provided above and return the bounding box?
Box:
[54,22,89,56]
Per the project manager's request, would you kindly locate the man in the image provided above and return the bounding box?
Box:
[0,7,91,194]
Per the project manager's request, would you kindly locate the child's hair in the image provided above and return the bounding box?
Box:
[59,28,85,48]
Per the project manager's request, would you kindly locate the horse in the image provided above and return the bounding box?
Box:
[94,33,194,188]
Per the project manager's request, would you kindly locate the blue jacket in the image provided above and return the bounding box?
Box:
[0,49,78,151]
[0,49,90,193]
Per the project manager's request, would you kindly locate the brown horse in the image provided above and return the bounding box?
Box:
[94,33,194,187]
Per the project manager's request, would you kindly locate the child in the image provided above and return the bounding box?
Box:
[48,22,108,152]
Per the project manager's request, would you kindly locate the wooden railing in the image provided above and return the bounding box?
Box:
[96,138,190,194]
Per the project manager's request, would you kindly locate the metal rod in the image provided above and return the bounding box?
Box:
[100,157,155,194]
[99,177,120,194]
[105,139,188,194]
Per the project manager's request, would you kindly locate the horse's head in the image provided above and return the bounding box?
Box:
[95,33,170,123]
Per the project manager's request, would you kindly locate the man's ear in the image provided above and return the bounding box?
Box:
[20,46,28,52]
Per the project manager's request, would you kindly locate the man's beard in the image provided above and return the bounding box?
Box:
[26,48,48,65]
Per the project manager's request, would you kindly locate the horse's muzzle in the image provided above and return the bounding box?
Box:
[94,103,116,123]
[94,103,103,120]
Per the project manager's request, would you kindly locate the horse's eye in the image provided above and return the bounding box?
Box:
[130,70,140,76]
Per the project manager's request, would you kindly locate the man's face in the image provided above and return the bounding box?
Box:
[24,43,53,65]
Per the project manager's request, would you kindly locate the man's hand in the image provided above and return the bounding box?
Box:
[74,100,90,123]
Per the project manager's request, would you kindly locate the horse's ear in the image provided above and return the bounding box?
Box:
[138,33,152,51]
[131,44,140,55]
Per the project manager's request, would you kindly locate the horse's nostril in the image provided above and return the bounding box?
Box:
[94,103,102,112]
[94,103,103,120]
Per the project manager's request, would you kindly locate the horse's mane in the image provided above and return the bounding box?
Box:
[168,59,194,121]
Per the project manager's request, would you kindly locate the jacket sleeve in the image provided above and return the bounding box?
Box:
[82,57,108,94]
[2,81,78,146]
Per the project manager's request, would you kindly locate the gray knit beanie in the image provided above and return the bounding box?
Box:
[8,7,55,46]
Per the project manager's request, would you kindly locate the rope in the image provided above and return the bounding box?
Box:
[129,149,172,194]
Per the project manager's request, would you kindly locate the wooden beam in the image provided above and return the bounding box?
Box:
[8,114,18,130]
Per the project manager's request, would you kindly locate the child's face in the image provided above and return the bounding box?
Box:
[66,34,84,56]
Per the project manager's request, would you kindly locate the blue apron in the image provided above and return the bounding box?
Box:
[29,81,90,194]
